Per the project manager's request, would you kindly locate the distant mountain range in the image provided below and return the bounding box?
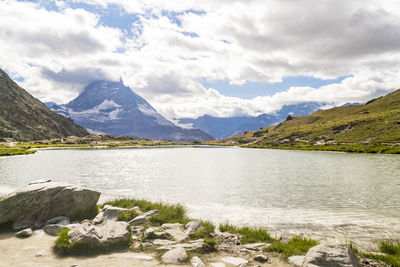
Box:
[220,89,400,147]
[48,80,213,142]
[177,102,326,139]
[0,69,89,141]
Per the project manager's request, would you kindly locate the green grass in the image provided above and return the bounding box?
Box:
[189,220,215,239]
[264,236,318,258]
[219,222,274,244]
[0,146,36,157]
[117,210,139,222]
[54,228,131,255]
[364,240,400,267]
[102,198,189,226]
[203,237,217,252]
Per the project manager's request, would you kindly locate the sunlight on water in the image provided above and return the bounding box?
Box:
[0,147,399,249]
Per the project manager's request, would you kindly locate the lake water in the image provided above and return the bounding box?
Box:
[1,146,399,249]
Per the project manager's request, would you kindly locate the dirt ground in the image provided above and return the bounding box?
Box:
[0,230,294,267]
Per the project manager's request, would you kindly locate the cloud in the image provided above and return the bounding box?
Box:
[1,0,400,118]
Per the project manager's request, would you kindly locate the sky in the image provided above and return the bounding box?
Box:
[1,0,400,119]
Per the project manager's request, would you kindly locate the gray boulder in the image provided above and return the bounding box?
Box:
[302,244,360,267]
[0,181,100,230]
[191,256,205,267]
[93,205,129,224]
[45,216,70,225]
[15,228,33,238]
[43,223,77,236]
[161,247,188,264]
[128,210,160,226]
[68,220,130,248]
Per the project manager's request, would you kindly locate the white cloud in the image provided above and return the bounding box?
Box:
[1,0,400,119]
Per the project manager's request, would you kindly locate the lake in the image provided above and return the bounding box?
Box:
[1,146,399,249]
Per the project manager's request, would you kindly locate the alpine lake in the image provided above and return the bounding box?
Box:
[1,146,399,250]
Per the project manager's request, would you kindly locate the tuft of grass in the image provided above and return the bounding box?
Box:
[264,236,318,258]
[364,240,400,267]
[203,237,217,252]
[102,198,189,226]
[219,222,274,244]
[189,220,215,239]
[117,210,139,222]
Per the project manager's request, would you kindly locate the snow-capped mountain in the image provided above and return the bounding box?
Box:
[49,80,213,142]
[177,102,326,139]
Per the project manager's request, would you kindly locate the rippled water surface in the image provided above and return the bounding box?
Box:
[1,147,399,249]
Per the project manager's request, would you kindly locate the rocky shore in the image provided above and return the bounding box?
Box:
[0,181,387,266]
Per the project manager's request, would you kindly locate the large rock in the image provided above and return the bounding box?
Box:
[93,205,129,224]
[221,257,248,267]
[161,247,188,264]
[68,220,130,248]
[128,210,160,226]
[0,181,100,230]
[302,244,360,267]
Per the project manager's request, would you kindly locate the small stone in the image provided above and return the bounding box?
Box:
[15,228,32,238]
[185,221,201,235]
[142,242,153,248]
[191,256,205,267]
[161,247,188,264]
[93,205,129,224]
[34,250,48,257]
[254,254,268,263]
[43,224,71,236]
[221,256,248,267]
[288,255,305,266]
[150,239,177,245]
[243,243,268,250]
[45,216,70,225]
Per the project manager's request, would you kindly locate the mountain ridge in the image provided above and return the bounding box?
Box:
[0,69,89,141]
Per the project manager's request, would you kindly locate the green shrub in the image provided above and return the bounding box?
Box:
[265,236,318,258]
[219,222,274,244]
[203,237,217,252]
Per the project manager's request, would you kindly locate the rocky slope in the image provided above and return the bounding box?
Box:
[0,69,89,141]
[49,80,213,142]
[220,89,400,147]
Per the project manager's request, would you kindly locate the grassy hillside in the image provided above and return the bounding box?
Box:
[217,89,400,153]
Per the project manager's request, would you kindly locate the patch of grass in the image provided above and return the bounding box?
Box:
[0,146,36,157]
[117,210,139,222]
[203,237,217,252]
[219,222,274,244]
[264,236,318,258]
[364,240,400,267]
[189,220,215,239]
[54,228,130,255]
[102,198,189,226]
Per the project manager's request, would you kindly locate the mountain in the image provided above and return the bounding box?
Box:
[0,69,89,141]
[50,80,213,142]
[177,102,325,139]
[220,89,400,147]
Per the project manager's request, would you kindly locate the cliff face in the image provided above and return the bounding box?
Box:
[0,69,89,141]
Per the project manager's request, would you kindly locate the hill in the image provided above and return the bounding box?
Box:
[218,89,400,153]
[49,80,213,142]
[0,69,89,141]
